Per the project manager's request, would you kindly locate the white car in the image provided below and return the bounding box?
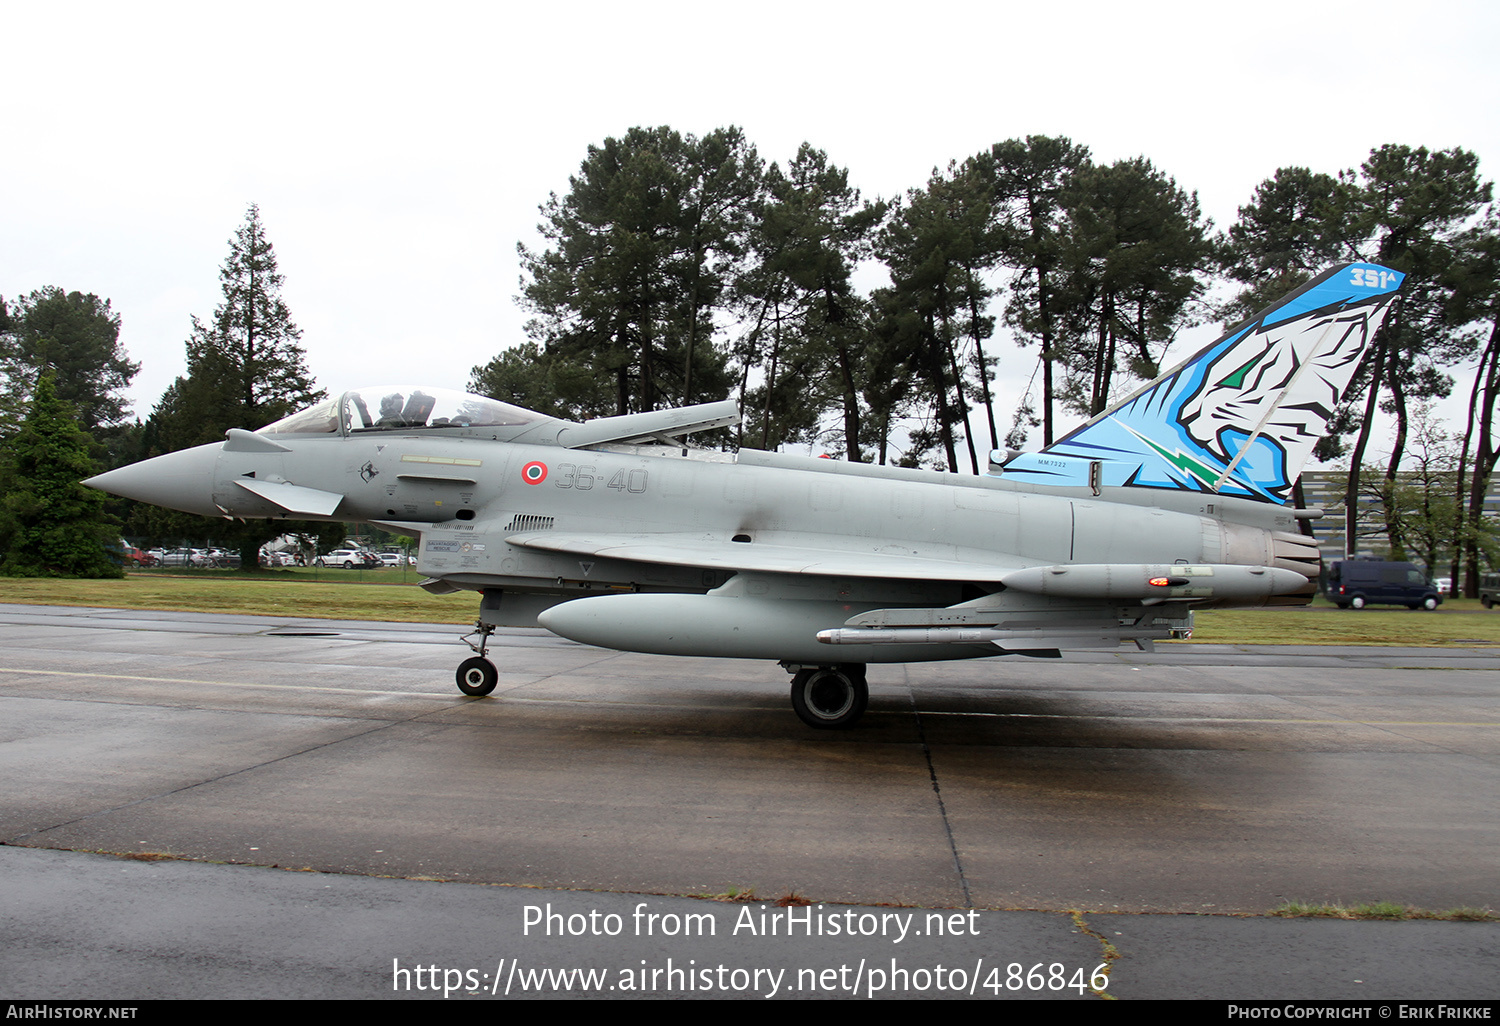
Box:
[318,548,373,568]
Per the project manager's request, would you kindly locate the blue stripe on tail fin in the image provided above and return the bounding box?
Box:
[996,263,1404,503]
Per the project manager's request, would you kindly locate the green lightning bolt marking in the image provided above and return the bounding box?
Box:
[1135,434,1223,489]
[1113,419,1257,494]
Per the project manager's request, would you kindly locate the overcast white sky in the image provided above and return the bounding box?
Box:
[6,0,1497,459]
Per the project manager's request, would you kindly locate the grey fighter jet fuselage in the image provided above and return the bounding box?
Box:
[87,263,1405,728]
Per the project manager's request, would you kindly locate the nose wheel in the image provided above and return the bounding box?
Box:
[788,664,868,729]
[456,656,498,696]
[456,620,499,697]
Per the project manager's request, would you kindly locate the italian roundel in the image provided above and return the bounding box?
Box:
[521,461,548,485]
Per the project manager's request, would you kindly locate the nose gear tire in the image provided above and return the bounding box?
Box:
[456,656,498,696]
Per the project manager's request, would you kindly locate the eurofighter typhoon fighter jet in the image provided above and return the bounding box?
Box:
[88,263,1403,728]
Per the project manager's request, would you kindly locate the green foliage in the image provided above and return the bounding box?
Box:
[0,287,139,438]
[1271,900,1495,922]
[735,144,887,458]
[174,204,325,444]
[516,126,756,419]
[470,341,616,421]
[491,126,1497,488]
[1444,215,1500,595]
[1048,157,1213,417]
[1358,407,1481,571]
[0,298,27,438]
[137,205,329,567]
[874,159,1006,470]
[1219,166,1363,321]
[990,135,1092,446]
[0,375,123,578]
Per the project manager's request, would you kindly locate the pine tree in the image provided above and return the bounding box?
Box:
[1219,166,1363,321]
[5,288,139,435]
[515,127,756,418]
[1047,157,1212,417]
[470,340,615,420]
[0,297,26,438]
[141,205,329,567]
[990,136,1092,446]
[875,161,1002,471]
[178,203,324,442]
[734,145,887,459]
[0,374,123,578]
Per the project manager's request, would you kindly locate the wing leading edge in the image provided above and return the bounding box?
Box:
[504,531,1027,582]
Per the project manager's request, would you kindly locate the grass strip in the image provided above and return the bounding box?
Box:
[0,573,475,624]
[1272,900,1495,922]
[0,573,1497,645]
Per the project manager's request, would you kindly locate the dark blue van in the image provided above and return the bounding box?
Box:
[1324,560,1443,610]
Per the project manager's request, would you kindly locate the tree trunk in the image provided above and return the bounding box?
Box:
[1038,265,1055,445]
[940,305,979,474]
[1463,319,1500,596]
[968,281,999,452]
[1344,341,1389,558]
[735,298,772,449]
[760,301,782,449]
[1382,368,1410,559]
[926,313,958,472]
[836,345,862,462]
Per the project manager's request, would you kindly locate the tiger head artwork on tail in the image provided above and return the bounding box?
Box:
[997,263,1403,504]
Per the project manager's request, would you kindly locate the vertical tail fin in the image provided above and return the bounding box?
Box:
[997,263,1404,503]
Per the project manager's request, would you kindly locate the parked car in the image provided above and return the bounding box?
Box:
[377,552,403,567]
[1481,573,1500,610]
[318,548,379,568]
[1324,560,1443,610]
[118,542,155,567]
[157,548,208,567]
[202,548,241,568]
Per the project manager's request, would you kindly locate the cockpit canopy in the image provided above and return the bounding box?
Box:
[256,386,545,437]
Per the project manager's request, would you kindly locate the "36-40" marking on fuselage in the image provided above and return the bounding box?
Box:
[523,461,649,493]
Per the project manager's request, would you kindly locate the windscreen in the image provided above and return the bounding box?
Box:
[258,387,542,435]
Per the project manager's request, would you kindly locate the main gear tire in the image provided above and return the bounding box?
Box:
[790,667,868,730]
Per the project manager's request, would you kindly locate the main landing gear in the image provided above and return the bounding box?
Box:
[456,621,498,697]
[784,663,868,730]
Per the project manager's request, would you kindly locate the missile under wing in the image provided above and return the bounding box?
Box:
[87,263,1404,728]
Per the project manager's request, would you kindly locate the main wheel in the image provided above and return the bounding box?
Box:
[1422,596,1438,610]
[1350,596,1367,610]
[456,656,498,696]
[790,667,868,730]
[344,560,355,569]
[1484,596,1494,610]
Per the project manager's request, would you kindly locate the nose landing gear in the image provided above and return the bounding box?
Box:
[456,621,498,696]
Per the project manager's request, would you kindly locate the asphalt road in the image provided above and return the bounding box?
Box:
[2,603,1497,1000]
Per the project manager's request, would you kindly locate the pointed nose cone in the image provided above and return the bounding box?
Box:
[84,443,224,517]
